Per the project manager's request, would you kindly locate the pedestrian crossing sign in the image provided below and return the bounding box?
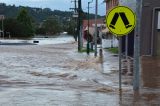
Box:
[106,6,136,36]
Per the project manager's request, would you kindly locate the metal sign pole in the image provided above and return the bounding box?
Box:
[133,0,142,91]
[119,37,122,90]
[125,35,128,59]
[94,0,98,57]
[87,1,90,55]
[106,6,136,91]
[78,0,82,51]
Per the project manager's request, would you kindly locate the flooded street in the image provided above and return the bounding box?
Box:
[1,0,160,105]
[0,36,120,106]
[0,36,159,105]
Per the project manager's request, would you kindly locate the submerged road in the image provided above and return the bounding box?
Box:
[0,37,159,106]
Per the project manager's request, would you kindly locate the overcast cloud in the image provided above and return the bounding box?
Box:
[0,0,106,16]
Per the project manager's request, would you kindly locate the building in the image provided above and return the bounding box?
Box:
[140,0,160,56]
[119,0,160,56]
[82,19,104,31]
[82,19,104,41]
[106,0,119,13]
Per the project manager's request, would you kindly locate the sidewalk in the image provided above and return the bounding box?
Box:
[120,56,160,105]
[141,56,160,88]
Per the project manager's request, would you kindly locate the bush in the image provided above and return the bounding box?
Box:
[3,18,34,38]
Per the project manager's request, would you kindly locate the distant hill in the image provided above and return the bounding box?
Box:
[0,3,103,23]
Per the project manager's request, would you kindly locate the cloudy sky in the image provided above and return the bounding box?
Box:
[0,0,106,16]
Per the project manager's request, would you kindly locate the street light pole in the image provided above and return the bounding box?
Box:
[133,0,142,90]
[94,0,98,57]
[87,2,90,55]
[78,0,82,51]
[87,0,93,55]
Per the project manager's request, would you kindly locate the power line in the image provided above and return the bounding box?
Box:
[70,0,78,12]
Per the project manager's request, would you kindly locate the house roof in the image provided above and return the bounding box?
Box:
[83,19,104,28]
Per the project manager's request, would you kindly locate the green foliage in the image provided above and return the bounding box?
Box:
[17,8,32,26]
[0,3,102,22]
[0,3,103,37]
[35,28,46,35]
[78,48,94,53]
[66,19,76,35]
[1,8,35,38]
[3,18,30,38]
[36,17,62,35]
[16,8,35,37]
[106,47,118,54]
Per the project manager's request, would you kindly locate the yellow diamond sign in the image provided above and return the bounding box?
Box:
[106,6,136,36]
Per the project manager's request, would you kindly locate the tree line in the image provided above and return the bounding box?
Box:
[0,7,76,38]
[0,3,102,38]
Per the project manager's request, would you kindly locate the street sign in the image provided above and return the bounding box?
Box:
[106,6,136,36]
[73,14,78,18]
[0,15,5,20]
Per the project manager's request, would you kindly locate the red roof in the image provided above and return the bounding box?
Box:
[83,19,104,28]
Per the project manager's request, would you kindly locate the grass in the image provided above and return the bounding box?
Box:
[78,48,94,53]
[105,47,118,54]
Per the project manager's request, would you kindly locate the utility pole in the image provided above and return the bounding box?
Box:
[87,2,90,55]
[74,0,77,10]
[87,0,93,55]
[74,0,78,42]
[133,0,142,90]
[94,0,98,57]
[71,0,82,51]
[70,0,78,41]
[78,0,82,51]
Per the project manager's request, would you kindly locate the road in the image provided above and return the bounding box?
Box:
[0,37,159,106]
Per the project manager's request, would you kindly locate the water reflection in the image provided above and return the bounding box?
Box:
[133,91,140,106]
[141,56,160,88]
[0,35,75,45]
[119,90,122,106]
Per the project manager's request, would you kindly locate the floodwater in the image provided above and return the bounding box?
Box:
[0,35,75,45]
[0,36,159,105]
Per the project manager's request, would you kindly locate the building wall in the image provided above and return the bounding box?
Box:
[119,0,136,11]
[106,0,119,13]
[141,0,160,55]
[118,0,160,56]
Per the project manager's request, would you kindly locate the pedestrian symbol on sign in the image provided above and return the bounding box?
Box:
[106,6,136,36]
[109,12,132,29]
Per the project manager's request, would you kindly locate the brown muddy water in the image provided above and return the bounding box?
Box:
[0,37,159,106]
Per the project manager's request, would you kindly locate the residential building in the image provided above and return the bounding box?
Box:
[82,19,104,36]
[82,19,105,44]
[119,0,160,56]
[106,0,119,13]
[140,0,160,56]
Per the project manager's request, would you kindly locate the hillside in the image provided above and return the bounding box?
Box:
[0,3,102,23]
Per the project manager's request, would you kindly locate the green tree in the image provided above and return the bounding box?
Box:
[67,19,76,35]
[17,8,34,37]
[3,18,30,38]
[42,17,61,35]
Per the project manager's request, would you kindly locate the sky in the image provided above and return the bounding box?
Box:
[0,0,106,16]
